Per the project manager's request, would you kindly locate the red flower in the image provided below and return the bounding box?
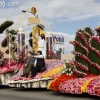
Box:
[49,74,76,91]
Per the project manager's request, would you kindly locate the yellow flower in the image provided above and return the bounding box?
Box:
[42,65,63,78]
[81,77,94,93]
[47,81,52,89]
[47,78,57,89]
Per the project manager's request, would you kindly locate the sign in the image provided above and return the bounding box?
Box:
[52,35,64,44]
[28,17,40,24]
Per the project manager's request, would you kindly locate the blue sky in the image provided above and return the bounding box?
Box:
[51,17,99,34]
[0,0,100,53]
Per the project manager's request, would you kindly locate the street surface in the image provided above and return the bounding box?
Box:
[0,85,99,100]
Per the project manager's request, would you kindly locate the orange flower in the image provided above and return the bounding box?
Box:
[48,74,76,91]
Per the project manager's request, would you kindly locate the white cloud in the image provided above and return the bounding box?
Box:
[0,0,100,26]
[29,0,100,21]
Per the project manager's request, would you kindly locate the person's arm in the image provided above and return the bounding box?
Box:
[34,58,37,67]
[29,51,38,55]
[34,55,44,58]
[26,56,31,65]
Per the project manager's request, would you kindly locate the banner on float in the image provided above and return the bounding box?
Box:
[52,35,64,44]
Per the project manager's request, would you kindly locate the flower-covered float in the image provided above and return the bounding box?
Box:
[1,7,100,97]
[0,18,66,87]
[8,59,65,88]
[47,26,100,97]
[0,20,21,85]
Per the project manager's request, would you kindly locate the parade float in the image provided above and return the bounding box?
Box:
[0,6,100,98]
[0,20,19,85]
[47,26,100,97]
[0,7,66,87]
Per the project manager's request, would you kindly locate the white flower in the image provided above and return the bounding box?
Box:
[62,71,65,73]
[68,68,71,71]
[66,68,68,71]
[63,65,66,69]
[70,71,73,74]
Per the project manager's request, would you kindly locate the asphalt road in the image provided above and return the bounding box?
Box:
[0,86,99,100]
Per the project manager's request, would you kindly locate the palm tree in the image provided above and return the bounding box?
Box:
[0,20,14,49]
[0,20,18,61]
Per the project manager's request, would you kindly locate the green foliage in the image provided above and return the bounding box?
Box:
[63,62,74,75]
[75,35,86,46]
[88,37,100,75]
[76,66,86,74]
[29,32,32,47]
[1,37,7,47]
[11,36,16,41]
[9,30,18,35]
[75,56,88,76]
[84,27,93,42]
[84,27,93,36]
[78,29,84,33]
[88,50,100,65]
[74,29,89,77]
[75,56,88,66]
[36,24,44,30]
[91,39,100,51]
[5,49,9,54]
[73,27,100,76]
[89,65,100,75]
[75,45,86,55]
[0,21,14,33]
[29,32,32,37]
[1,42,7,47]
[83,27,100,75]
[29,38,32,47]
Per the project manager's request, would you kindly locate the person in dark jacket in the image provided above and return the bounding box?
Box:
[31,51,46,77]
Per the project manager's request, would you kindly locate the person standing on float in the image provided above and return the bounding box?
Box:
[35,32,46,59]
